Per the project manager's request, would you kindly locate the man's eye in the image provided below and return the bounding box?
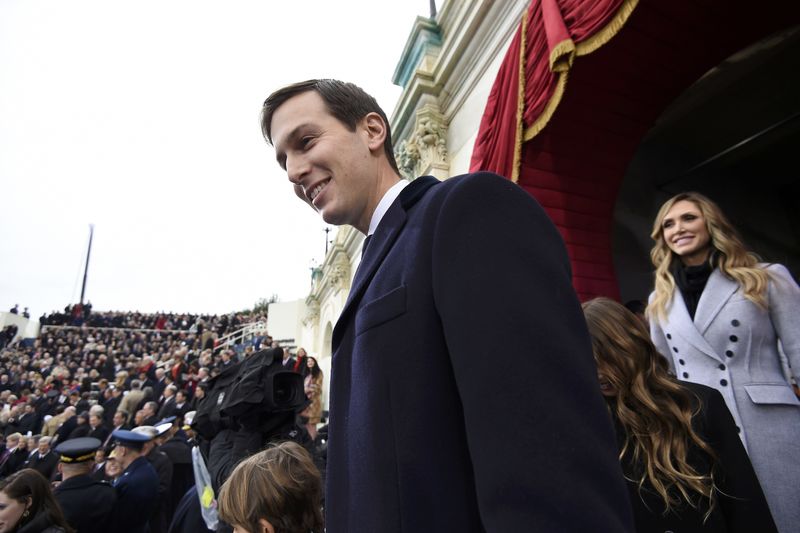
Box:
[300,136,314,147]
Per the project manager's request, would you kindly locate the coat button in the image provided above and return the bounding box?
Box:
[673,346,679,353]
[729,335,738,342]
[718,364,726,370]
[736,426,741,433]
[666,333,672,339]
[725,350,734,358]
[679,359,685,365]
[731,319,740,327]
[682,372,689,378]
[720,379,728,386]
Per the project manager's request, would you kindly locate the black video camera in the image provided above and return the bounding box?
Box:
[192,347,306,440]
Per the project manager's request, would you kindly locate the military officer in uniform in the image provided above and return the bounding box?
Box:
[110,429,159,533]
[53,437,117,533]
[132,425,173,533]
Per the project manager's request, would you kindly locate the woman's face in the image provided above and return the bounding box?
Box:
[0,491,28,533]
[661,200,711,266]
[307,358,316,368]
[595,361,617,397]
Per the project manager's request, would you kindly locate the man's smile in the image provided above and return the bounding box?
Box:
[308,177,331,203]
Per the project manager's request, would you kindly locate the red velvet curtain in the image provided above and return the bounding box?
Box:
[469,0,635,301]
[470,0,633,180]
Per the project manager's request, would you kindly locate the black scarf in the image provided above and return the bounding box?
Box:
[673,260,713,320]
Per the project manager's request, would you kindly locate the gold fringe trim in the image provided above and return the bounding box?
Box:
[523,69,569,142]
[522,0,639,143]
[577,0,639,56]
[549,38,576,73]
[511,8,528,183]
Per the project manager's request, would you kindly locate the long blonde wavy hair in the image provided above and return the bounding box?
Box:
[583,297,716,517]
[647,192,770,319]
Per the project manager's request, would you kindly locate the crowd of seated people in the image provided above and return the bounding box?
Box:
[39,303,266,338]
[0,304,308,531]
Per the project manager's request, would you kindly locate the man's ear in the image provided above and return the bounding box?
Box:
[57,462,63,474]
[362,112,387,151]
[258,518,275,533]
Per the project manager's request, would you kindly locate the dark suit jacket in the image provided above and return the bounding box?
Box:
[167,486,214,533]
[0,447,29,477]
[617,382,777,532]
[67,424,91,440]
[157,397,176,420]
[88,424,110,443]
[102,396,122,426]
[153,379,167,400]
[148,447,174,533]
[55,416,78,443]
[16,413,39,435]
[326,173,633,532]
[53,474,117,533]
[25,450,59,480]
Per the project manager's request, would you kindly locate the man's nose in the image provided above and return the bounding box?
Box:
[286,154,310,185]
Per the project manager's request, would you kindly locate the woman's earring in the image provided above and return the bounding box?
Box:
[22,509,30,518]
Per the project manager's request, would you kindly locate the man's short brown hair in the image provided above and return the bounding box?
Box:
[218,441,323,533]
[261,79,400,174]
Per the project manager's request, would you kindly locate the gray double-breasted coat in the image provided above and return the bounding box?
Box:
[650,263,800,533]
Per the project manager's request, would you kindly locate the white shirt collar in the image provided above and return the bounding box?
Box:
[367,179,408,236]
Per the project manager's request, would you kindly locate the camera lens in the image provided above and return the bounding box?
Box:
[272,375,292,405]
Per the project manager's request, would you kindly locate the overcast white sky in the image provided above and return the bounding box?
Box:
[0,1,434,316]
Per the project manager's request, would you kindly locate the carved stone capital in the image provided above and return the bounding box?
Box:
[303,296,320,326]
[394,104,449,180]
[328,254,352,293]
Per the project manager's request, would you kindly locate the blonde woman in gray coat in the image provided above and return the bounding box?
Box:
[647,191,800,533]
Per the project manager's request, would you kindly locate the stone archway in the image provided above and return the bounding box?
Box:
[614,26,800,302]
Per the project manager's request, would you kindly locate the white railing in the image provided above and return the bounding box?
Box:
[213,320,269,351]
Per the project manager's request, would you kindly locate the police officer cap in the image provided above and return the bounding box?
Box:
[155,416,176,428]
[182,411,196,430]
[154,422,173,437]
[112,429,152,449]
[55,437,102,464]
[131,426,158,439]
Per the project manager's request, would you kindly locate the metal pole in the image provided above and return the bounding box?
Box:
[79,224,94,305]
[324,227,331,255]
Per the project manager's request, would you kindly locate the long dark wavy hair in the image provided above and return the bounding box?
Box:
[582,298,717,518]
[306,356,322,379]
[0,469,74,533]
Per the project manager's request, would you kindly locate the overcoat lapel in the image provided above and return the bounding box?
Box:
[666,287,722,362]
[332,176,439,350]
[694,269,739,335]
